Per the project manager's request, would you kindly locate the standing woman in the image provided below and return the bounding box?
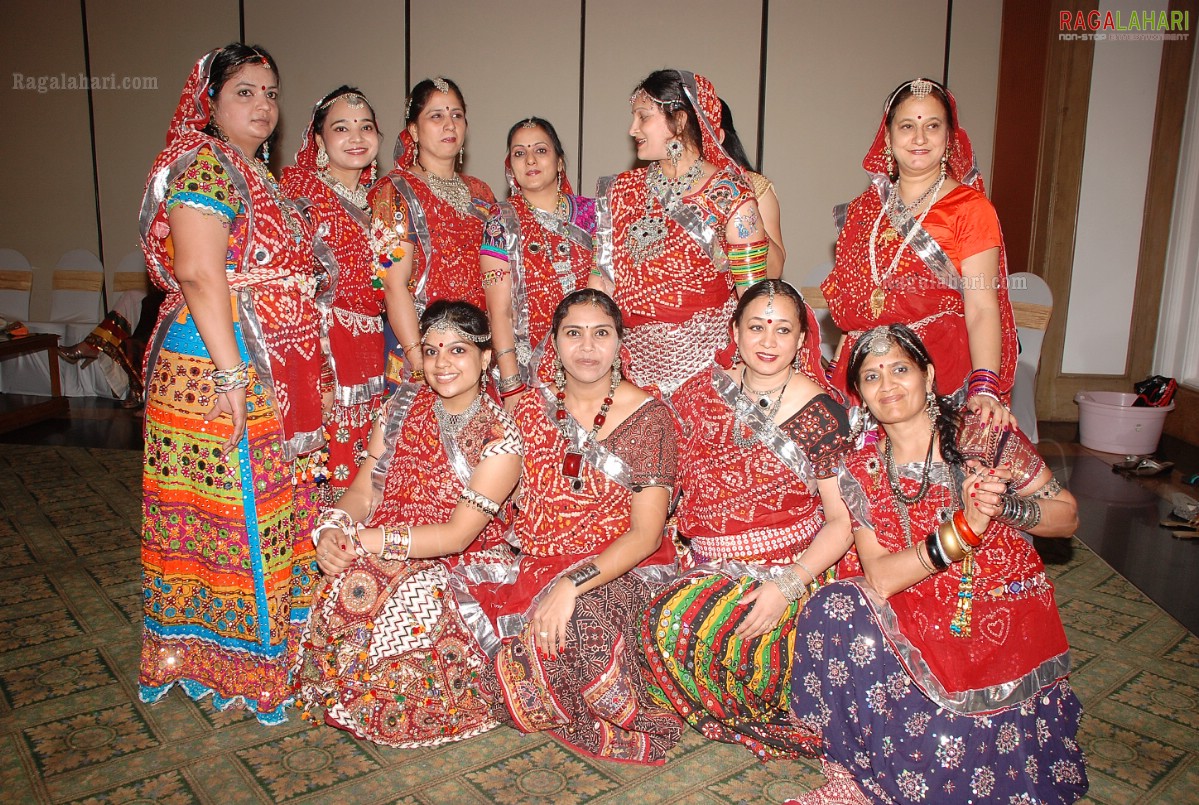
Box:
[821,78,1017,428]
[282,86,385,496]
[481,117,596,405]
[370,77,496,386]
[642,280,853,761]
[786,324,1085,804]
[488,289,685,764]
[718,98,786,278]
[138,45,325,724]
[591,70,767,396]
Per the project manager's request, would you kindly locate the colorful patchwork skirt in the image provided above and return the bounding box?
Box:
[139,313,319,724]
[643,573,820,760]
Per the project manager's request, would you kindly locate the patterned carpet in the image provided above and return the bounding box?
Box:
[0,444,1196,804]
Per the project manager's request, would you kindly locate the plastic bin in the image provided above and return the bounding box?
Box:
[1074,391,1174,455]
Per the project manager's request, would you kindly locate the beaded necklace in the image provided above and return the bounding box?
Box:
[555,371,620,492]
[867,172,945,318]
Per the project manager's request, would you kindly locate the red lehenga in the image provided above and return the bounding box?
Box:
[642,309,854,761]
[821,85,1017,401]
[595,72,755,395]
[294,385,522,746]
[137,51,324,724]
[282,107,385,496]
[486,358,684,764]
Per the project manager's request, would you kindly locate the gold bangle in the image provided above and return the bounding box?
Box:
[937,520,968,563]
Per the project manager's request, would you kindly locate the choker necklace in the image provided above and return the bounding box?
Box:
[319,170,369,210]
[627,158,705,267]
[434,392,483,436]
[733,367,791,449]
[556,371,620,492]
[417,161,473,216]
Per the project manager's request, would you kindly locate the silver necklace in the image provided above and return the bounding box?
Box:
[434,393,482,436]
[320,170,369,210]
[418,162,473,216]
[883,431,936,547]
[524,194,576,292]
[627,158,704,267]
[732,367,791,449]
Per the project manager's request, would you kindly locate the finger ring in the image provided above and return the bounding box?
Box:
[538,631,549,637]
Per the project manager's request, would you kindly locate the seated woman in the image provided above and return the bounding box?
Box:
[642,280,853,761]
[786,324,1086,804]
[296,300,523,747]
[489,288,684,764]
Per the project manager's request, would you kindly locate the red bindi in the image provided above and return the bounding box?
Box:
[917,115,922,120]
[766,319,773,324]
[438,342,444,348]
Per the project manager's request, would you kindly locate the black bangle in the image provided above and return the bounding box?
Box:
[924,531,949,571]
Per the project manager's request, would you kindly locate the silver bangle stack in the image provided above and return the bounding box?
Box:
[211,360,251,393]
[996,494,1042,531]
[497,373,524,394]
[772,568,809,602]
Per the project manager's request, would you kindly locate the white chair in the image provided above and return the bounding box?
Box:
[6,249,111,397]
[1007,272,1053,444]
[50,249,105,324]
[0,248,32,322]
[797,260,839,362]
[110,250,150,299]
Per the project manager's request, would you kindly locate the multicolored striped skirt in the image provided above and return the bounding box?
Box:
[139,311,319,724]
[643,572,821,760]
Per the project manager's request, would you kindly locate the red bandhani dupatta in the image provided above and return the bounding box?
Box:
[139,50,324,459]
[822,81,1017,402]
[281,98,384,398]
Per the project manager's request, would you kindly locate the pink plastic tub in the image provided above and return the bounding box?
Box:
[1074,391,1174,455]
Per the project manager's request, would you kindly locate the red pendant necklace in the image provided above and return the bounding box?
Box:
[555,369,619,492]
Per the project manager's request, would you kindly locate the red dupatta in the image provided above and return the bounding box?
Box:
[822,81,1017,402]
[139,50,324,459]
[281,96,384,395]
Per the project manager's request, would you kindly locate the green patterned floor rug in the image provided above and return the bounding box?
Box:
[1,445,1196,803]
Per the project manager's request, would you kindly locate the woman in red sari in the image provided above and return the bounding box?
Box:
[138,45,324,724]
[785,324,1085,804]
[821,78,1017,428]
[481,117,596,406]
[282,86,385,496]
[370,77,496,386]
[489,289,684,764]
[297,300,522,746]
[590,70,767,396]
[642,280,853,761]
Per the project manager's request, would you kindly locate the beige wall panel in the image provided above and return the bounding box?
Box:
[409,0,581,199]
[0,0,97,315]
[580,0,763,196]
[947,0,1002,187]
[244,0,407,176]
[87,0,239,279]
[763,0,948,282]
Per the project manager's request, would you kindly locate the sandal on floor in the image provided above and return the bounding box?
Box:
[1113,457,1175,477]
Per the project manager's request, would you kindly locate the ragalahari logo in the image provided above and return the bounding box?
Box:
[1059,9,1189,41]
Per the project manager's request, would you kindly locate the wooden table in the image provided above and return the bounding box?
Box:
[0,333,70,432]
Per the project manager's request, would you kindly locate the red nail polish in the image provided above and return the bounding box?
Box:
[974,483,980,489]
[970,492,976,498]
